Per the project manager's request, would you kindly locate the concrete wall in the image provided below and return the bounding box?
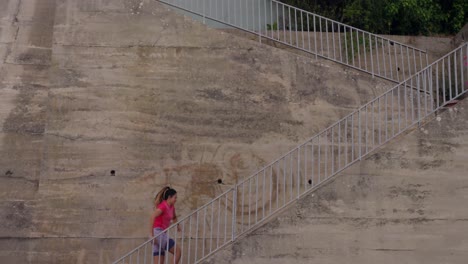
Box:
[204,96,468,264]
[0,0,393,263]
[0,0,461,263]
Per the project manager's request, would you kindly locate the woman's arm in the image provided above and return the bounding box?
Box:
[173,211,181,232]
[149,208,162,237]
[173,211,178,223]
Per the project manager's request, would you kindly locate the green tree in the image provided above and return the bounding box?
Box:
[280,0,467,35]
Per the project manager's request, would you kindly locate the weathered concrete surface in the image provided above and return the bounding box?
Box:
[381,35,453,63]
[0,0,394,263]
[0,0,55,243]
[453,23,468,47]
[204,96,468,264]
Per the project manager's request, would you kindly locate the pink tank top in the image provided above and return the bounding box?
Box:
[153,200,174,230]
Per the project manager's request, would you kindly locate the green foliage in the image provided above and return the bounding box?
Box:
[279,0,468,35]
[267,22,278,31]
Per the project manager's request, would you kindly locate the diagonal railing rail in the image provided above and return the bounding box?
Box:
[158,0,428,83]
[113,41,467,264]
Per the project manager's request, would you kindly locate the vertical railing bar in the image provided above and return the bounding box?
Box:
[263,169,266,219]
[363,31,368,71]
[289,153,293,201]
[195,211,200,262]
[180,221,185,264]
[391,84,395,136]
[351,115,354,161]
[435,63,439,108]
[326,18,330,58]
[372,101,375,149]
[350,28,355,66]
[398,83,401,133]
[425,70,429,115]
[248,178,251,228]
[401,45,406,82]
[240,182,244,233]
[283,158,286,206]
[324,132,328,178]
[268,0,272,39]
[276,2,280,40]
[378,97,381,144]
[307,13,311,52]
[223,194,227,245]
[257,0,261,42]
[209,202,213,254]
[202,207,206,258]
[311,143,315,186]
[238,0,242,29]
[276,162,279,210]
[295,8,298,48]
[357,29,361,69]
[385,93,388,140]
[318,134,321,183]
[417,73,421,123]
[424,70,428,116]
[404,81,408,128]
[338,121,341,169]
[449,56,452,100]
[320,17,323,56]
[255,174,259,224]
[304,142,308,190]
[394,42,399,82]
[375,36,380,76]
[442,58,446,104]
[232,187,237,241]
[365,104,368,154]
[419,51,424,73]
[410,76,415,123]
[188,215,192,264]
[288,6,292,45]
[454,51,458,100]
[345,117,348,164]
[344,26,349,65]
[301,11,305,50]
[358,110,361,159]
[460,48,464,100]
[173,225,178,264]
[216,198,220,249]
[331,127,335,173]
[382,38,387,78]
[282,4,286,43]
[430,66,435,111]
[388,40,393,80]
[332,21,336,60]
[270,166,273,214]
[338,24,342,62]
[297,147,301,198]
[144,241,147,264]
[406,46,411,78]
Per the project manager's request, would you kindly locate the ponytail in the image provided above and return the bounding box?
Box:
[154,186,177,207]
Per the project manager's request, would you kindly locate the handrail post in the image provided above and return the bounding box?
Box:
[231,186,237,241]
[258,0,262,43]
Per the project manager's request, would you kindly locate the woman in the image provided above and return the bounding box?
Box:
[149,187,181,264]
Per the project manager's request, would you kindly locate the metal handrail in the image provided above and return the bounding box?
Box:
[113,42,467,264]
[157,0,428,83]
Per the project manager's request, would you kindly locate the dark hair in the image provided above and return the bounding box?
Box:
[154,186,177,206]
[163,188,177,200]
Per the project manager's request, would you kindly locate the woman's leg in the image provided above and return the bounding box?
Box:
[168,245,181,264]
[154,255,165,264]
